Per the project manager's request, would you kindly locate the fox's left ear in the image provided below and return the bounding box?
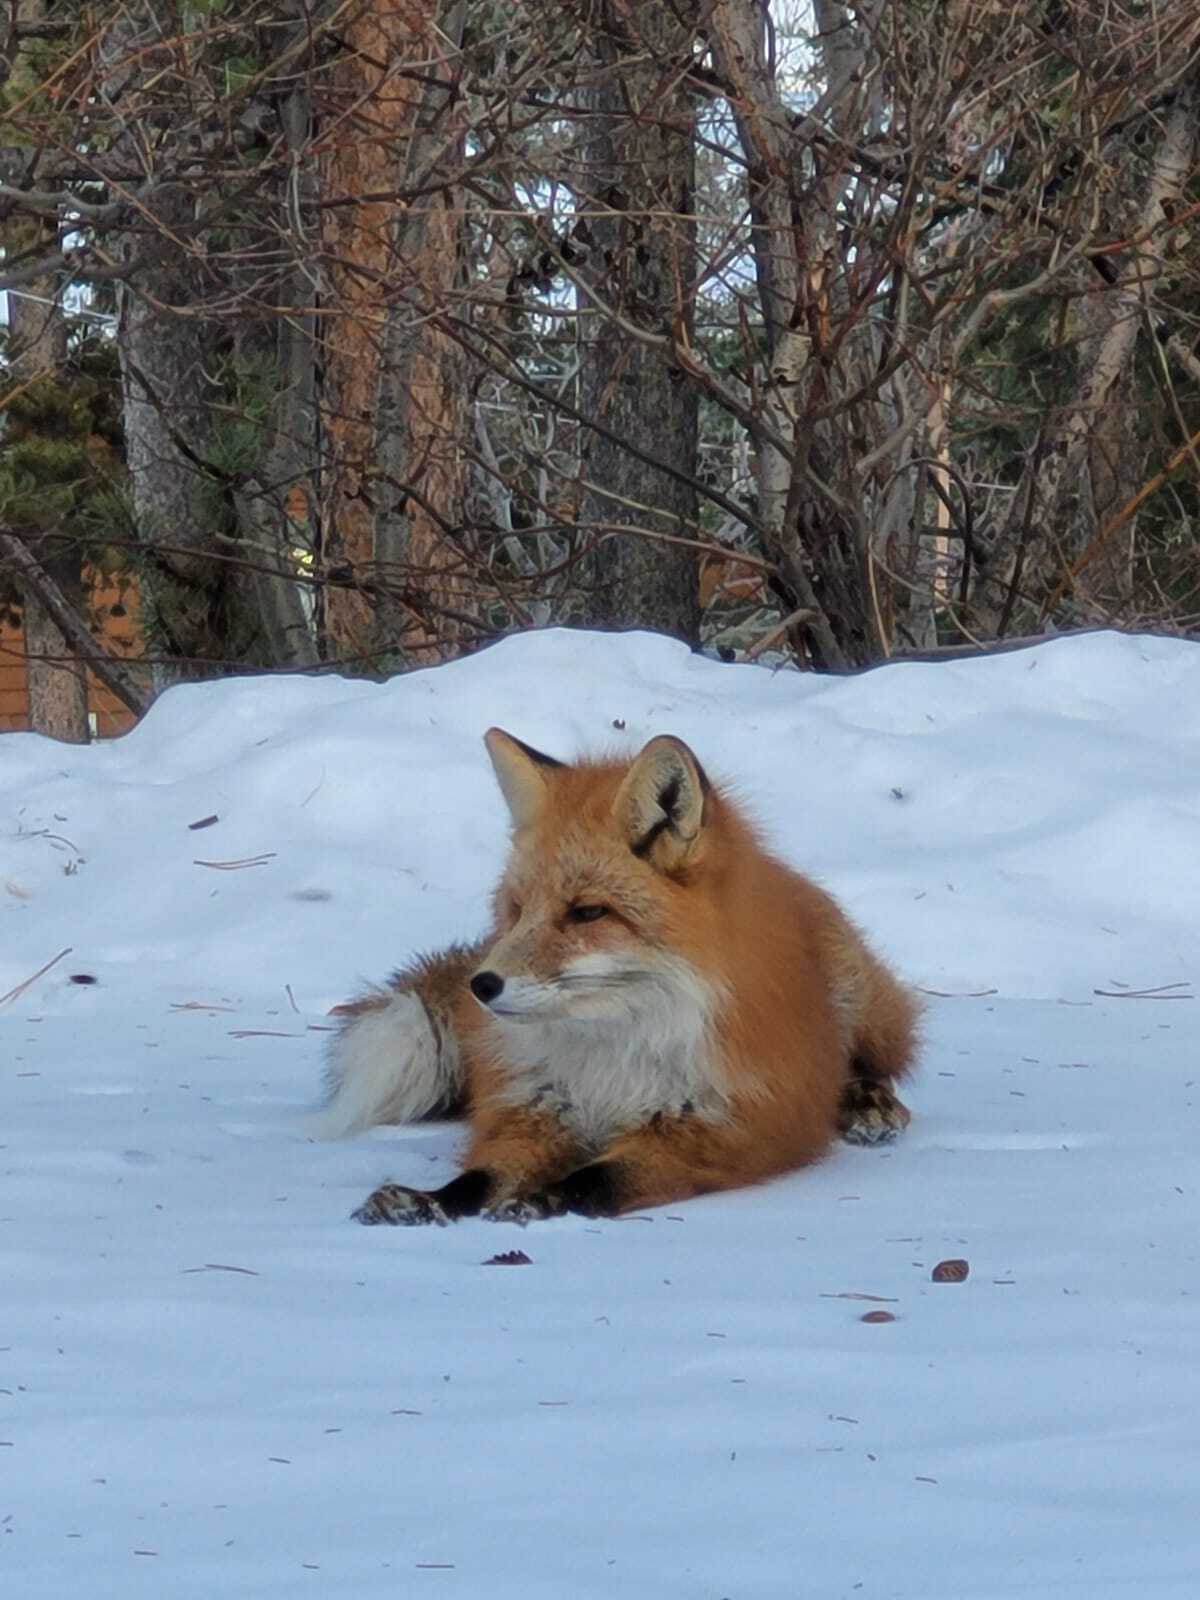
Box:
[614,736,709,872]
[484,728,565,828]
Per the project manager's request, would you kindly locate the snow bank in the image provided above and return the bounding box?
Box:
[3,628,1198,1597]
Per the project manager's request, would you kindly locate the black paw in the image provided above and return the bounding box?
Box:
[431,1168,494,1220]
[544,1162,623,1218]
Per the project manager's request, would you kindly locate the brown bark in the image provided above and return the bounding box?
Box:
[100,6,316,680]
[573,0,702,642]
[7,268,89,739]
[708,0,869,667]
[8,416,91,744]
[0,530,150,718]
[6,0,89,741]
[372,2,471,666]
[114,194,226,676]
[22,578,88,742]
[317,0,469,669]
[315,2,402,660]
[978,75,1199,635]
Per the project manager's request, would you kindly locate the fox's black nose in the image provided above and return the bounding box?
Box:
[470,970,505,1004]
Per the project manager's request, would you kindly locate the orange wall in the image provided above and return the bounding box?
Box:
[0,571,141,738]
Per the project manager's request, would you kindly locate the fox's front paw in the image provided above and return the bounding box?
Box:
[543,1162,622,1218]
[352,1184,449,1226]
[838,1078,912,1147]
[483,1191,567,1226]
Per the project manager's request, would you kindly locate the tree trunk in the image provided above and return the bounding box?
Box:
[7,0,89,741]
[316,0,471,670]
[103,6,312,682]
[709,0,869,667]
[8,279,89,742]
[115,199,225,680]
[9,265,89,742]
[574,0,702,641]
[372,2,472,667]
[21,589,89,741]
[975,75,1199,635]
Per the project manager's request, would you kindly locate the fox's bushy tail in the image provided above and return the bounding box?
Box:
[304,946,478,1137]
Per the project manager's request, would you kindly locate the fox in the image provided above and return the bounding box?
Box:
[310,728,919,1225]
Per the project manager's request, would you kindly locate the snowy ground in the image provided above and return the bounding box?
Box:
[3,627,1199,1598]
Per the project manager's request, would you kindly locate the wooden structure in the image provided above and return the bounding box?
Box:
[0,570,141,737]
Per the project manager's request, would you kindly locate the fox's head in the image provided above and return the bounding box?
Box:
[469,728,721,1028]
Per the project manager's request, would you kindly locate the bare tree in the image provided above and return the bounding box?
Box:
[979,67,1200,634]
[3,0,89,739]
[571,0,703,640]
[3,0,1198,709]
[316,0,471,664]
[5,271,92,739]
[97,5,316,681]
[701,0,1200,660]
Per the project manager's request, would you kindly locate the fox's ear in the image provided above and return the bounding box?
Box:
[484,728,565,828]
[614,736,708,871]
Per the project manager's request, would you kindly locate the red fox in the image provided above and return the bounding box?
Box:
[312,729,918,1224]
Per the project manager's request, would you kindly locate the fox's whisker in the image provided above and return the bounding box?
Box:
[553,972,656,991]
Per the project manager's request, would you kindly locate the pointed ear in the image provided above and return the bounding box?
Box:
[613,736,709,872]
[484,728,564,828]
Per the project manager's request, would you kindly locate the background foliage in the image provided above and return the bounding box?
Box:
[2,0,1198,736]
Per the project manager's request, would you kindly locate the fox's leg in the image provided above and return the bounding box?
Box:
[306,944,483,1138]
[837,1074,911,1145]
[837,947,919,1145]
[352,1102,585,1226]
[495,1114,771,1221]
[847,947,920,1082]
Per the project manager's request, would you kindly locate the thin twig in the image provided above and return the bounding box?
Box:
[743,606,816,660]
[1100,979,1196,992]
[0,530,151,718]
[228,1028,303,1038]
[193,854,277,870]
[0,946,73,1008]
[915,985,999,998]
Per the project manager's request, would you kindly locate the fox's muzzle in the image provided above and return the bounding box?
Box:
[470,970,505,1005]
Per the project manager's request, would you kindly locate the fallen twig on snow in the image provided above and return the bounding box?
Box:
[181,1263,260,1275]
[193,853,277,870]
[0,945,72,1008]
[1093,981,1192,1000]
[916,985,999,998]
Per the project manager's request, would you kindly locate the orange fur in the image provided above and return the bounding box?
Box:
[318,730,919,1224]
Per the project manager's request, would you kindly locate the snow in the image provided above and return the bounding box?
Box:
[3,626,1198,1598]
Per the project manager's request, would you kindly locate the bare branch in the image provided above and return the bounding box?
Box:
[0,530,152,718]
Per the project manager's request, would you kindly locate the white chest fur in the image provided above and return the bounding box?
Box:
[487,958,728,1148]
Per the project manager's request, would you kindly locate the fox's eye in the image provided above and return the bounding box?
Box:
[568,904,609,923]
